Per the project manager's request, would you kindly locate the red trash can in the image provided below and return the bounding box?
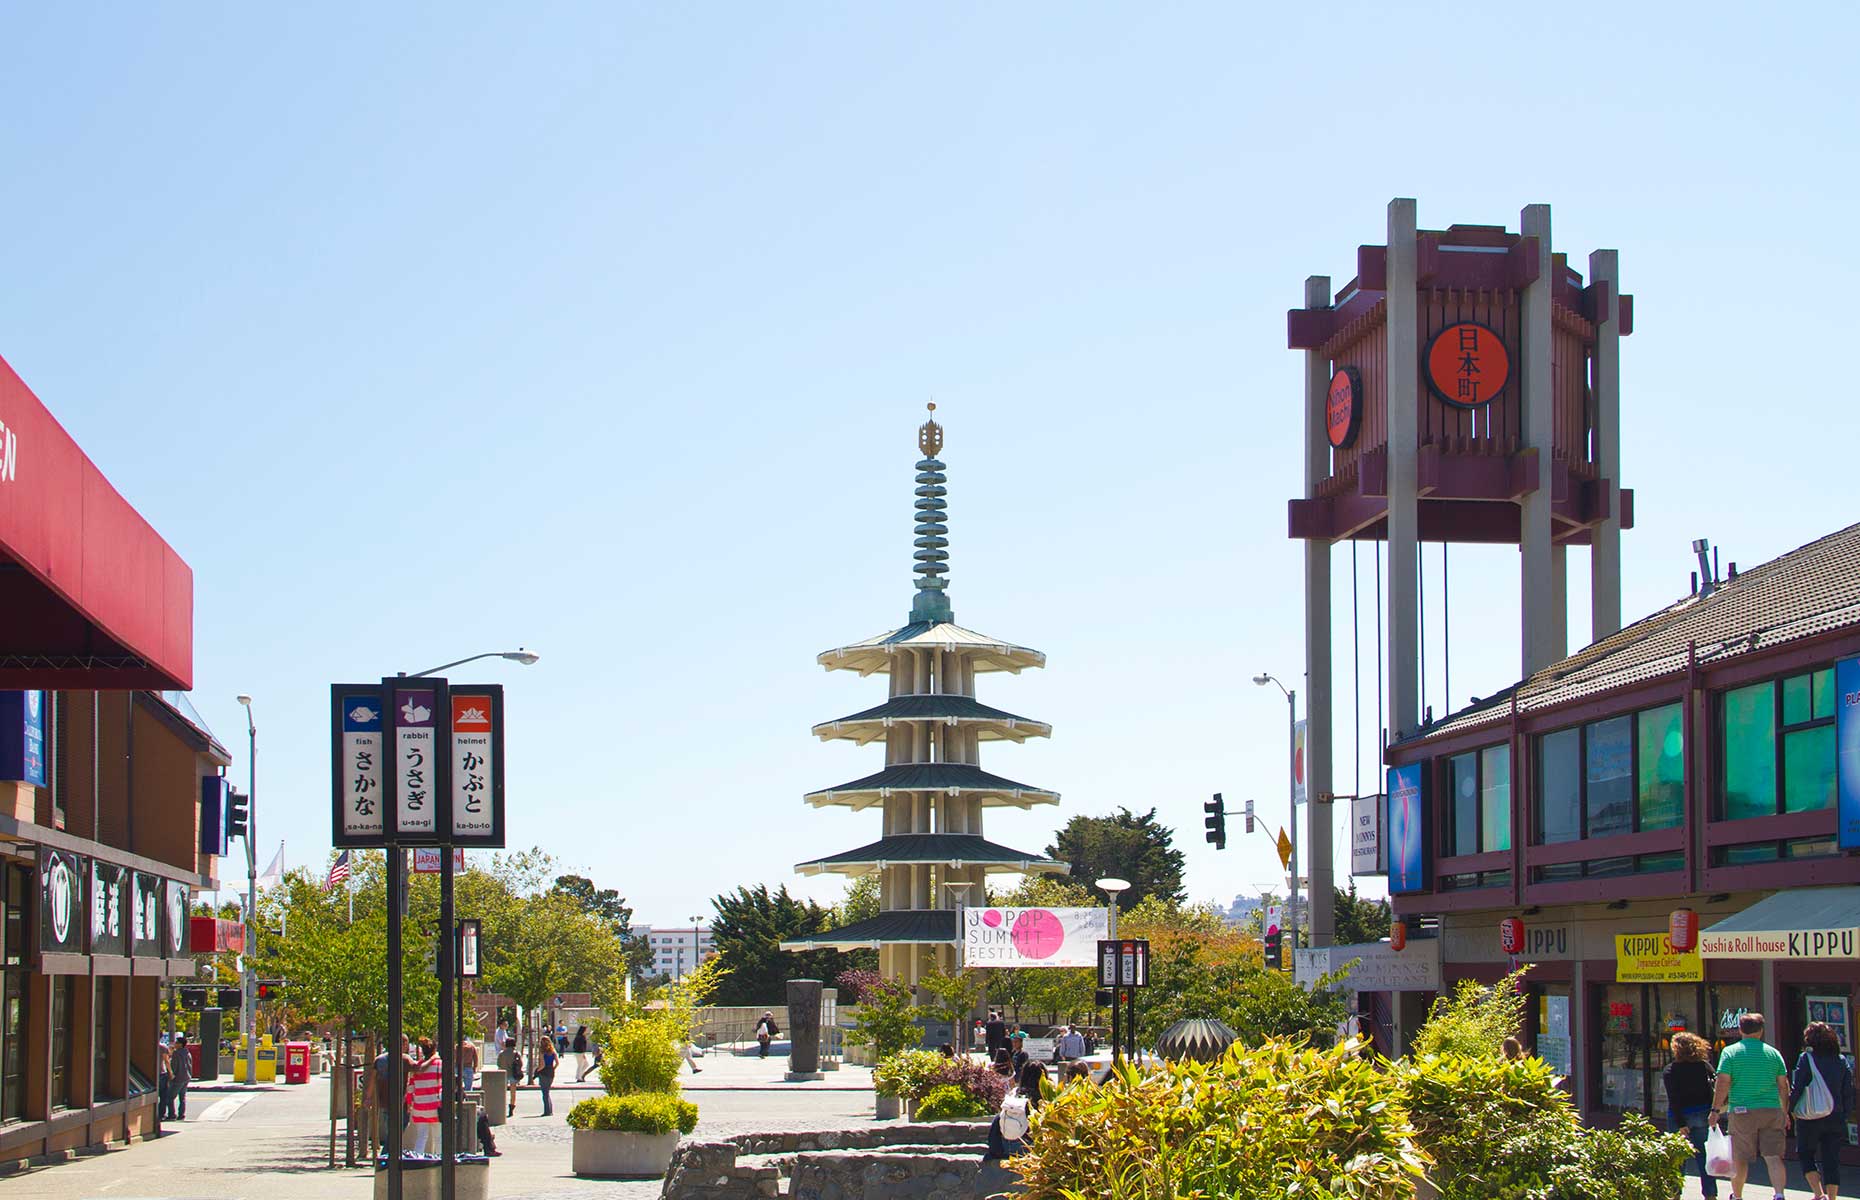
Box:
[188,1043,203,1075]
[284,1041,311,1085]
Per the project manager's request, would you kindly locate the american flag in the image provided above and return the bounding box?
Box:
[324,850,351,892]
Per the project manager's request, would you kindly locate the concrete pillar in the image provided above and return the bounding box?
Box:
[1570,958,1587,1109]
[1302,273,1336,946]
[1589,248,1623,640]
[1519,204,1560,675]
[1550,543,1568,659]
[1385,199,1421,739]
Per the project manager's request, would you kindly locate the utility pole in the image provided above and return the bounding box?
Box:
[236,696,257,1085]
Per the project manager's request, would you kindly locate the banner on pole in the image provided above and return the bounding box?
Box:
[384,678,449,844]
[961,906,1109,968]
[331,685,386,847]
[448,685,506,847]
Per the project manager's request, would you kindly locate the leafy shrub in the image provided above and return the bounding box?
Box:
[1400,1053,1690,1200]
[916,1084,986,1121]
[1408,968,1531,1059]
[874,1049,947,1100]
[844,977,922,1061]
[1014,1038,1426,1200]
[929,1057,1009,1113]
[598,1017,682,1097]
[565,1092,698,1136]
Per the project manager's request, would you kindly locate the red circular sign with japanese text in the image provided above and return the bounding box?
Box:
[1326,367,1361,448]
[1426,322,1510,409]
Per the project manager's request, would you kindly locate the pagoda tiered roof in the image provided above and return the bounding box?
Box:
[804,762,1060,810]
[779,909,958,950]
[817,620,1045,676]
[811,693,1052,745]
[795,833,1068,877]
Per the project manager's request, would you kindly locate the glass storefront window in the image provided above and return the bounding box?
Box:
[1596,982,1755,1121]
[1722,668,1836,819]
[1784,725,1837,812]
[1,865,24,1123]
[1636,703,1684,830]
[1723,683,1777,818]
[1481,745,1511,852]
[1539,728,1581,844]
[51,976,71,1110]
[1449,752,1478,857]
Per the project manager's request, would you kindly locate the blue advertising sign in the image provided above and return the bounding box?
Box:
[0,691,46,786]
[1837,658,1860,849]
[1386,763,1428,894]
[200,776,229,856]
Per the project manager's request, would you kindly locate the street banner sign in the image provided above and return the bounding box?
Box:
[1386,763,1429,894]
[412,848,466,873]
[1293,719,1307,807]
[384,677,450,845]
[962,906,1110,968]
[331,685,386,847]
[1265,905,1284,939]
[131,872,162,957]
[448,685,506,847]
[89,860,127,957]
[458,919,481,978]
[1351,793,1385,875]
[1837,657,1860,849]
[1096,939,1150,987]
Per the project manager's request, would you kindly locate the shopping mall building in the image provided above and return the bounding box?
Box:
[1383,520,1860,1130]
[0,354,223,1162]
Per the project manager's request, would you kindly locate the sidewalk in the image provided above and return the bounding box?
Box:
[544,1046,874,1093]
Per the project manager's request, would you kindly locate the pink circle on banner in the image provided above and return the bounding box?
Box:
[1010,909,1065,960]
[982,909,1002,928]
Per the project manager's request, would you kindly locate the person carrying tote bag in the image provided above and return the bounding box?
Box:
[1790,1021,1854,1200]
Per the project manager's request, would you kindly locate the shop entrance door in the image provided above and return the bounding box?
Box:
[1594,981,1758,1122]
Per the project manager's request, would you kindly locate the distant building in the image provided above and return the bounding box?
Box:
[1222,895,1263,927]
[637,926,715,981]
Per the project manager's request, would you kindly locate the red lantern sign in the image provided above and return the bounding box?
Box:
[1499,917,1525,956]
[1669,908,1699,953]
[1389,921,1407,952]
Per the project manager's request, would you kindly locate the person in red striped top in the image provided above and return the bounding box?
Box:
[405,1037,444,1156]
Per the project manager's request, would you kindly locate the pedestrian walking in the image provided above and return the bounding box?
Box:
[580,1036,608,1082]
[983,1010,1007,1058]
[991,1047,1015,1077]
[1710,1011,1792,1200]
[679,1035,702,1075]
[571,1025,589,1080]
[536,1039,559,1117]
[1663,1032,1719,1200]
[755,1012,779,1059]
[555,1025,569,1056]
[986,1060,1046,1160]
[405,1038,443,1156]
[156,1035,173,1121]
[168,1033,192,1121]
[458,1036,479,1094]
[1056,1025,1086,1063]
[1790,1020,1854,1200]
[364,1034,414,1144]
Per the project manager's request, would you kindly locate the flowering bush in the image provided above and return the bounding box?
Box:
[834,968,883,1005]
[928,1057,1008,1113]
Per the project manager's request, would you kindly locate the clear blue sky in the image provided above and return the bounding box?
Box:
[2,5,1854,925]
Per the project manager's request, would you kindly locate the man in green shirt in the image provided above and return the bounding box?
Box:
[1709,1012,1791,1200]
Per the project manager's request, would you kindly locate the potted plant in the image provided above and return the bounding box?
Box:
[567,1093,699,1176]
[846,979,922,1118]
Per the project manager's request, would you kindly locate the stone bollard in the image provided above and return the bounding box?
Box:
[478,1068,507,1127]
[785,980,824,1082]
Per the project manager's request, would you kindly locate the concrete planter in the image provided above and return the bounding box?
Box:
[371,1158,490,1200]
[874,1094,901,1119]
[571,1128,681,1178]
[904,1098,920,1121]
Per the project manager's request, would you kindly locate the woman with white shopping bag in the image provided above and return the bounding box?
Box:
[1790,1021,1855,1200]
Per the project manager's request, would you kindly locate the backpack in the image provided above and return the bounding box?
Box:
[998,1092,1031,1141]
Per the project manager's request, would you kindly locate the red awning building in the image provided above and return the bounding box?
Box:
[0,353,224,1162]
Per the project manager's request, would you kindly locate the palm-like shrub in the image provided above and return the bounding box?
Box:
[565,1093,698,1135]
[598,1016,683,1097]
[874,1049,946,1100]
[916,1084,986,1121]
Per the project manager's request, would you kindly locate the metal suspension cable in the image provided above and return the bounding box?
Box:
[1418,538,1427,723]
[1351,540,1361,802]
[1375,540,1384,780]
[1443,543,1451,715]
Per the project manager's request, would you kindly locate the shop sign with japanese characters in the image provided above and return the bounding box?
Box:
[386,680,447,843]
[448,686,506,847]
[331,685,386,847]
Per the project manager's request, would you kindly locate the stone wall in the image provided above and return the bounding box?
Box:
[661,1121,1010,1200]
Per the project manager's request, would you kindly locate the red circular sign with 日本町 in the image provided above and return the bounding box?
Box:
[1326,367,1361,449]
[1425,322,1510,409]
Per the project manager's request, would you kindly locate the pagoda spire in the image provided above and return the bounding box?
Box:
[911,403,953,624]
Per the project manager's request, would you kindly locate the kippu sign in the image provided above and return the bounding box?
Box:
[1326,367,1361,449]
[1425,322,1510,409]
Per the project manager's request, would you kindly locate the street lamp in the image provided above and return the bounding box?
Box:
[689,915,704,982]
[1095,877,1131,939]
[235,695,257,1085]
[1252,673,1299,957]
[1095,878,1131,1063]
[405,647,541,678]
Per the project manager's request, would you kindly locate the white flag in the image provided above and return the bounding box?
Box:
[256,842,285,888]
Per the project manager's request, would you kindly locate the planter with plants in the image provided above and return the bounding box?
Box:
[846,978,923,1118]
[567,1093,699,1176]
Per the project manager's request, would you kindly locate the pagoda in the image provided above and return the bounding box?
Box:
[783,406,1065,986]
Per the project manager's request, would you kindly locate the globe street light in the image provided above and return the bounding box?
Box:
[1095,877,1131,940]
[1096,877,1132,1064]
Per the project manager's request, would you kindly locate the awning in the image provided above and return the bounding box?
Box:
[1700,887,1860,959]
[0,356,192,689]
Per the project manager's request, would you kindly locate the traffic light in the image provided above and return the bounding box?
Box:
[1203,793,1226,850]
[225,789,250,842]
[1264,928,1282,970]
[256,979,285,1002]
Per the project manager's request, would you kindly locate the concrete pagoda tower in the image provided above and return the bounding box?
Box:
[784,406,1064,986]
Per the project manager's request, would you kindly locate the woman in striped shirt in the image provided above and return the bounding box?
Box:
[405,1037,444,1156]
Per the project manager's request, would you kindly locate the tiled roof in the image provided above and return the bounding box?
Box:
[817,621,1045,675]
[778,909,958,950]
[804,763,1059,809]
[795,833,1067,876]
[1411,521,1860,744]
[811,694,1051,744]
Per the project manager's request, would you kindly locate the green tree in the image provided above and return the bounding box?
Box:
[550,871,655,986]
[1410,967,1532,1059]
[705,884,867,1006]
[1045,808,1186,910]
[840,874,881,925]
[1332,884,1392,946]
[917,968,985,1048]
[484,891,624,1052]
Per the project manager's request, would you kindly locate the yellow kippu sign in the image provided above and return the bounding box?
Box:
[1616,932,1703,983]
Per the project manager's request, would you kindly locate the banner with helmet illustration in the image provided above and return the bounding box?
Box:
[331,681,505,849]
